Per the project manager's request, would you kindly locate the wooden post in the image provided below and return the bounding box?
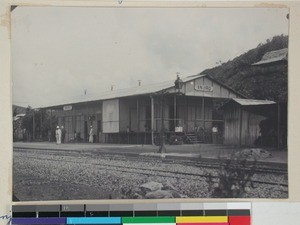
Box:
[185,96,188,132]
[239,107,243,147]
[32,110,35,141]
[202,77,206,142]
[50,109,52,142]
[202,98,205,127]
[158,91,166,153]
[137,97,140,144]
[151,95,154,145]
[174,95,177,128]
[277,102,281,150]
[202,97,205,142]
[40,109,43,139]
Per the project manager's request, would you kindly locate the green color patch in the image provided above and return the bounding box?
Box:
[122,217,175,223]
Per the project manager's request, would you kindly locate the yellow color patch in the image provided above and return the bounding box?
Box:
[176,216,228,223]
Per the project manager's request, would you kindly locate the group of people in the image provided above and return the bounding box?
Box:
[55,125,95,144]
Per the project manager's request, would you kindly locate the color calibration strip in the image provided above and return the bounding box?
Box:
[11,203,251,225]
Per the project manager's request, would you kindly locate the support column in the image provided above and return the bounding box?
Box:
[277,102,281,149]
[32,110,35,141]
[151,96,154,145]
[137,97,140,144]
[184,96,188,132]
[202,97,205,126]
[50,109,52,142]
[202,77,206,139]
[239,108,243,147]
[174,95,177,128]
[158,92,166,153]
[40,109,43,139]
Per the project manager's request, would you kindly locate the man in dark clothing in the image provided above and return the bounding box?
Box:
[61,126,66,143]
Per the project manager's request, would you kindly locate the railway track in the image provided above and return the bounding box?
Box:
[14,147,287,174]
[14,147,288,187]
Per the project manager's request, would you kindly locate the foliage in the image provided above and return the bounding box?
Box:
[201,35,288,102]
[18,106,57,141]
[13,119,22,141]
[207,157,256,198]
[13,105,27,141]
[21,106,34,140]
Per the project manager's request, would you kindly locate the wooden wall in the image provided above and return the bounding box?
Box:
[176,96,213,132]
[153,97,170,132]
[224,105,266,146]
[119,98,135,132]
[119,97,151,132]
[54,101,102,142]
[102,99,119,133]
[241,110,265,146]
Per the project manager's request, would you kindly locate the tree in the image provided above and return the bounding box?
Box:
[20,106,34,141]
[13,106,25,141]
[20,106,57,141]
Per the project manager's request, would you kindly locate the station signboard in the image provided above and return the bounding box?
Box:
[195,85,213,92]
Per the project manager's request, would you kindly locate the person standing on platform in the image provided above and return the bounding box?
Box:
[89,125,94,143]
[212,125,218,144]
[61,126,66,143]
[56,126,62,144]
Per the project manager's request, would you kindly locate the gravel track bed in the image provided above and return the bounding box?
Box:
[14,148,287,174]
[15,151,287,185]
[13,149,288,200]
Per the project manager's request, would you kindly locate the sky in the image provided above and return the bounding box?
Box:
[11,7,289,108]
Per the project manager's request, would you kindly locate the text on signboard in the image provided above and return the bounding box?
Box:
[195,85,213,92]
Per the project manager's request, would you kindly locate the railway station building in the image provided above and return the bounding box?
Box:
[27,48,287,148]
[41,74,245,145]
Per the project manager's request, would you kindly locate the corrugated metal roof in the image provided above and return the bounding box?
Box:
[252,48,288,66]
[40,74,206,108]
[231,98,276,106]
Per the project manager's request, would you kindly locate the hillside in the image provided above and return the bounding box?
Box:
[201,35,288,102]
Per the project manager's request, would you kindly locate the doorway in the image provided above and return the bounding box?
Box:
[84,121,88,142]
[97,120,102,142]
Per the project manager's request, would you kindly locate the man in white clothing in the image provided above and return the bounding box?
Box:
[89,125,94,143]
[56,126,62,144]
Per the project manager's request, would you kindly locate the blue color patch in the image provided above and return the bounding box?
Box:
[66,217,121,224]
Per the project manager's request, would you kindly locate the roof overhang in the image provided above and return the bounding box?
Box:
[219,98,277,117]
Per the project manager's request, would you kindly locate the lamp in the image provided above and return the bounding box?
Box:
[158,74,184,154]
[174,74,184,92]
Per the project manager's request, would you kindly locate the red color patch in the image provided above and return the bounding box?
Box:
[228,216,251,225]
[177,223,228,225]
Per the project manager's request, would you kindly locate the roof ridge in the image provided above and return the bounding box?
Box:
[39,74,206,108]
